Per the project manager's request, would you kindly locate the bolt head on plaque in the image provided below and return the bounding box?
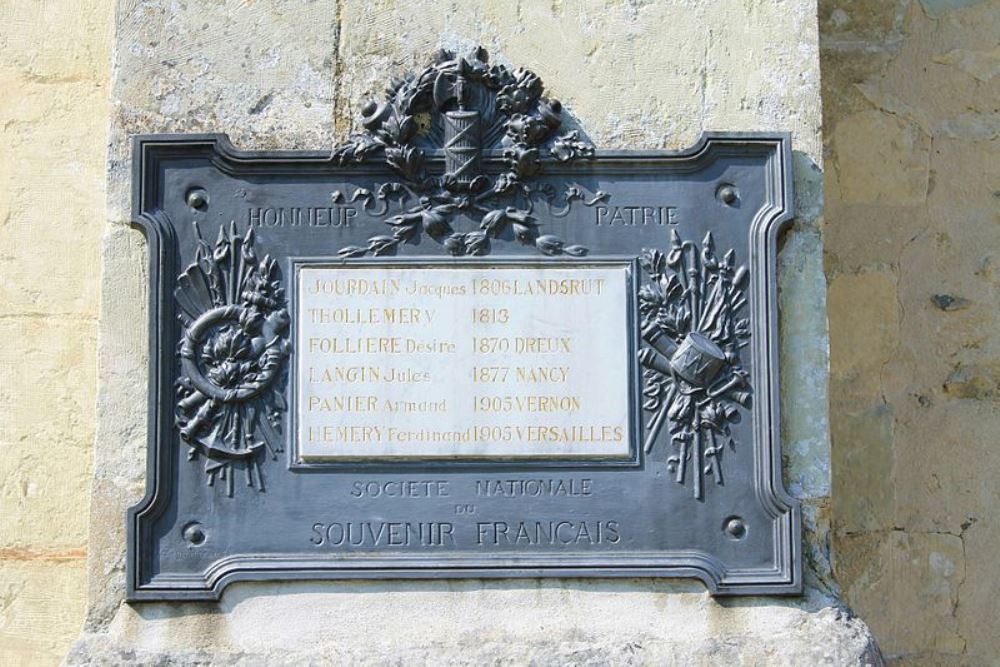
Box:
[717,183,739,205]
[186,188,208,210]
[724,517,747,540]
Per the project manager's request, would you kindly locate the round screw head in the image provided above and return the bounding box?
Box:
[182,522,206,546]
[718,184,738,205]
[186,190,207,209]
[724,517,747,540]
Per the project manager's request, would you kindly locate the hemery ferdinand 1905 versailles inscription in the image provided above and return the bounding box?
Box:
[128,47,801,600]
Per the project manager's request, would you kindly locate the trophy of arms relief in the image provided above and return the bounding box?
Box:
[174,223,291,495]
[638,231,753,500]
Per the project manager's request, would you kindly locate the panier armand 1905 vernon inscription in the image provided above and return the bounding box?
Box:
[128,47,801,600]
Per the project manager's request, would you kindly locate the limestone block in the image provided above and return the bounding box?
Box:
[835,530,969,660]
[932,45,1000,83]
[830,110,930,205]
[892,399,998,535]
[918,0,992,19]
[779,226,833,500]
[955,517,1000,664]
[827,269,900,409]
[0,73,106,315]
[876,2,999,129]
[0,318,94,551]
[819,49,896,133]
[0,6,112,666]
[0,560,88,667]
[822,200,932,275]
[68,584,882,666]
[888,531,966,656]
[86,226,149,628]
[834,532,895,658]
[831,406,894,534]
[0,0,110,81]
[332,0,823,160]
[818,0,908,44]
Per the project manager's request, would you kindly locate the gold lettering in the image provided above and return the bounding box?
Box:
[515,366,570,383]
[307,395,379,412]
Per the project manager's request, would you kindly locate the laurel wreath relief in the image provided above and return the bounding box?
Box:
[331,47,605,258]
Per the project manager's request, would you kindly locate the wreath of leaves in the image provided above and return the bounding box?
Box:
[332,47,599,258]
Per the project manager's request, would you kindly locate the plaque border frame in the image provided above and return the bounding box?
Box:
[126,132,802,600]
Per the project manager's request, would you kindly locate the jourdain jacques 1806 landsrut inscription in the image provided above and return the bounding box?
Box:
[128,46,801,600]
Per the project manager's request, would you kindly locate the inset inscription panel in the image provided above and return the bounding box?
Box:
[296,264,632,460]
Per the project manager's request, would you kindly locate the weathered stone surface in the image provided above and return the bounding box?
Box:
[889,531,966,656]
[918,0,992,18]
[955,517,1000,665]
[827,270,900,409]
[0,560,88,665]
[0,75,105,314]
[831,406,895,534]
[833,533,892,631]
[830,110,930,205]
[835,530,970,660]
[932,45,1000,83]
[63,0,883,663]
[819,0,908,45]
[780,224,833,502]
[68,585,882,666]
[823,0,1000,662]
[0,1,111,665]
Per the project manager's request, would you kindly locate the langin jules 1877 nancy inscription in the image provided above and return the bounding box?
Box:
[128,46,801,600]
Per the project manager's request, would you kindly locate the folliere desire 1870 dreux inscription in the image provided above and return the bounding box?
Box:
[128,46,800,600]
[296,265,631,460]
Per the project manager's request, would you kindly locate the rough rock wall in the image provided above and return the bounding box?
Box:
[0,1,111,665]
[0,0,891,663]
[820,0,999,663]
[64,1,884,664]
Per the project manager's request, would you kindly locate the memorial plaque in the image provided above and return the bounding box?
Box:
[128,47,801,600]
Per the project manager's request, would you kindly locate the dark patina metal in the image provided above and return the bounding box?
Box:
[128,47,801,601]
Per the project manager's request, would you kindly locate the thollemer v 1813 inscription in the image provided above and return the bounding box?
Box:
[128,46,801,600]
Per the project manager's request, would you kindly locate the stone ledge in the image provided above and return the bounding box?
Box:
[66,583,882,666]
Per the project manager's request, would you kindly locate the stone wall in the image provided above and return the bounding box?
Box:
[63,0,885,664]
[1,0,994,664]
[12,0,982,664]
[820,0,999,663]
[0,1,111,665]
